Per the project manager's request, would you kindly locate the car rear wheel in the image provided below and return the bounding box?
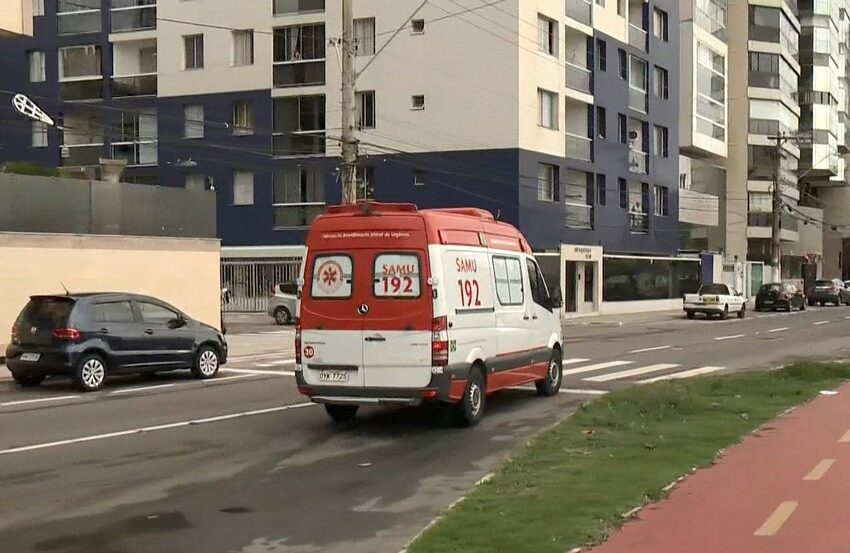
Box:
[191,345,220,379]
[720,305,729,320]
[738,304,747,318]
[800,301,806,311]
[686,310,695,319]
[454,366,486,427]
[536,349,562,397]
[12,373,45,387]
[274,307,291,326]
[325,404,358,423]
[75,353,107,392]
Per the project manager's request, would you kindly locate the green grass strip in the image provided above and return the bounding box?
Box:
[409,363,850,553]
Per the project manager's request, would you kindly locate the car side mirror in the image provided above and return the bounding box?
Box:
[550,288,563,310]
[169,316,187,329]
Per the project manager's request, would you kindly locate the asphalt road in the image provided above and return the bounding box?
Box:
[2,305,850,553]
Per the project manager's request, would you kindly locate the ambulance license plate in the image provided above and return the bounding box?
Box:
[319,370,349,383]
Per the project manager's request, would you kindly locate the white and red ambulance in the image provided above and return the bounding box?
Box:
[295,202,563,426]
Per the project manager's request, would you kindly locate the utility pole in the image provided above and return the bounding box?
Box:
[340,0,358,204]
[768,132,786,284]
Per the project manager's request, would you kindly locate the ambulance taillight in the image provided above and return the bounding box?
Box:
[431,316,449,366]
[295,318,302,364]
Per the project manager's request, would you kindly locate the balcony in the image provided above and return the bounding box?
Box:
[111,141,157,166]
[629,149,648,174]
[60,79,104,101]
[274,0,324,16]
[61,144,104,166]
[629,24,647,51]
[111,74,157,97]
[628,86,647,113]
[565,61,592,94]
[111,2,156,32]
[273,132,326,156]
[565,0,592,26]
[273,203,325,228]
[565,203,593,229]
[629,211,649,233]
[747,212,799,232]
[273,60,325,88]
[565,132,592,161]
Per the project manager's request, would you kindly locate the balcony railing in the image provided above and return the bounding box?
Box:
[694,8,726,41]
[565,0,592,26]
[565,61,592,94]
[629,211,649,233]
[565,203,593,229]
[274,0,324,16]
[272,132,326,156]
[566,132,592,161]
[628,86,647,112]
[747,212,799,232]
[629,24,647,51]
[273,203,325,228]
[629,149,648,174]
[273,61,325,88]
[111,4,156,32]
[111,74,157,97]
[61,143,104,166]
[111,141,157,166]
[60,78,104,101]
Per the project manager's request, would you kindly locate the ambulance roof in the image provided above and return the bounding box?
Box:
[311,202,532,253]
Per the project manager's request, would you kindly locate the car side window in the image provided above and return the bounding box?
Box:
[492,256,524,306]
[90,301,134,323]
[138,302,178,325]
[525,258,551,309]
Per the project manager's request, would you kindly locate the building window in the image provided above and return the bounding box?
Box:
[654,185,669,216]
[354,18,375,56]
[617,113,627,143]
[537,14,558,57]
[596,174,606,205]
[355,166,374,201]
[233,170,254,205]
[698,43,727,141]
[564,169,592,229]
[139,46,157,74]
[411,18,425,34]
[184,105,204,139]
[32,122,48,147]
[356,90,376,129]
[618,178,627,208]
[654,125,669,157]
[597,39,607,71]
[274,0,324,16]
[273,167,325,227]
[183,34,204,69]
[232,30,254,66]
[59,45,102,79]
[110,109,157,166]
[653,66,668,99]
[232,101,254,135]
[618,48,627,79]
[273,95,326,156]
[538,88,558,129]
[411,95,425,110]
[57,0,101,35]
[414,170,426,186]
[596,106,607,139]
[273,23,326,87]
[33,0,44,16]
[653,8,669,41]
[537,163,557,202]
[185,173,205,191]
[595,0,605,6]
[28,51,46,82]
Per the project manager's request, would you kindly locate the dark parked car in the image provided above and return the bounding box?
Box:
[755,283,805,311]
[5,293,227,391]
[807,279,850,306]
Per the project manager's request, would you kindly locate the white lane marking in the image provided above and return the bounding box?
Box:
[814,321,830,326]
[109,384,175,395]
[255,359,296,367]
[714,334,746,341]
[584,364,680,383]
[0,395,81,407]
[0,402,317,456]
[221,368,295,376]
[639,366,726,384]
[844,316,850,320]
[563,360,633,376]
[561,388,608,395]
[629,345,672,354]
[203,374,255,383]
[768,327,789,333]
[562,358,590,366]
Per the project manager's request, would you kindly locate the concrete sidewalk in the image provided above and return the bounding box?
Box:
[562,310,684,327]
[589,381,850,553]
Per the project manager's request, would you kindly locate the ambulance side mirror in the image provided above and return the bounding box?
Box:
[550,288,563,310]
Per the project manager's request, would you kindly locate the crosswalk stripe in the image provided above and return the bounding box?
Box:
[562,358,589,366]
[562,360,633,376]
[639,366,726,384]
[256,359,296,367]
[584,363,680,383]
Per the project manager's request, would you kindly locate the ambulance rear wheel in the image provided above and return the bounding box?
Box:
[454,366,486,427]
[325,404,358,423]
[536,349,562,397]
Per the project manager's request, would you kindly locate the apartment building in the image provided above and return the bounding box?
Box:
[0,0,684,263]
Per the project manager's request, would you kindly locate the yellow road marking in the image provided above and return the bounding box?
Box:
[803,459,835,481]
[754,501,798,536]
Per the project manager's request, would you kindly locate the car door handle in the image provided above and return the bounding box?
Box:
[364,336,386,342]
[99,328,109,335]
[532,315,539,320]
[523,315,530,320]
[144,329,154,335]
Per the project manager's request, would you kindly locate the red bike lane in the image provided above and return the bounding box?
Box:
[590,381,850,553]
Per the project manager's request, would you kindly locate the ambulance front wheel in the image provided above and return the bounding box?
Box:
[454,365,486,427]
[536,348,563,396]
[325,404,359,423]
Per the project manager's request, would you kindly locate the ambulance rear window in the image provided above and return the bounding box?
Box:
[373,253,421,298]
[310,254,353,299]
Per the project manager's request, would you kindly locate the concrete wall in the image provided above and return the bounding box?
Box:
[0,232,221,352]
[0,0,32,37]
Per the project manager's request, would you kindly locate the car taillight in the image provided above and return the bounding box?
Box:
[295,318,302,364]
[52,327,80,341]
[11,323,19,344]
[431,316,448,367]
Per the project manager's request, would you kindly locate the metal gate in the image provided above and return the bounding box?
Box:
[220,257,303,312]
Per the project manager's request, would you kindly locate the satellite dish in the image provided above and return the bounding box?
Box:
[12,94,55,127]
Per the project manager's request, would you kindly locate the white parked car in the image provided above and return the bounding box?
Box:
[268,282,298,325]
[684,283,747,320]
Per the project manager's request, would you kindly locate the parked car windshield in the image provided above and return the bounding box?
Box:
[699,284,729,295]
[17,298,74,329]
[759,284,782,293]
[815,280,834,286]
